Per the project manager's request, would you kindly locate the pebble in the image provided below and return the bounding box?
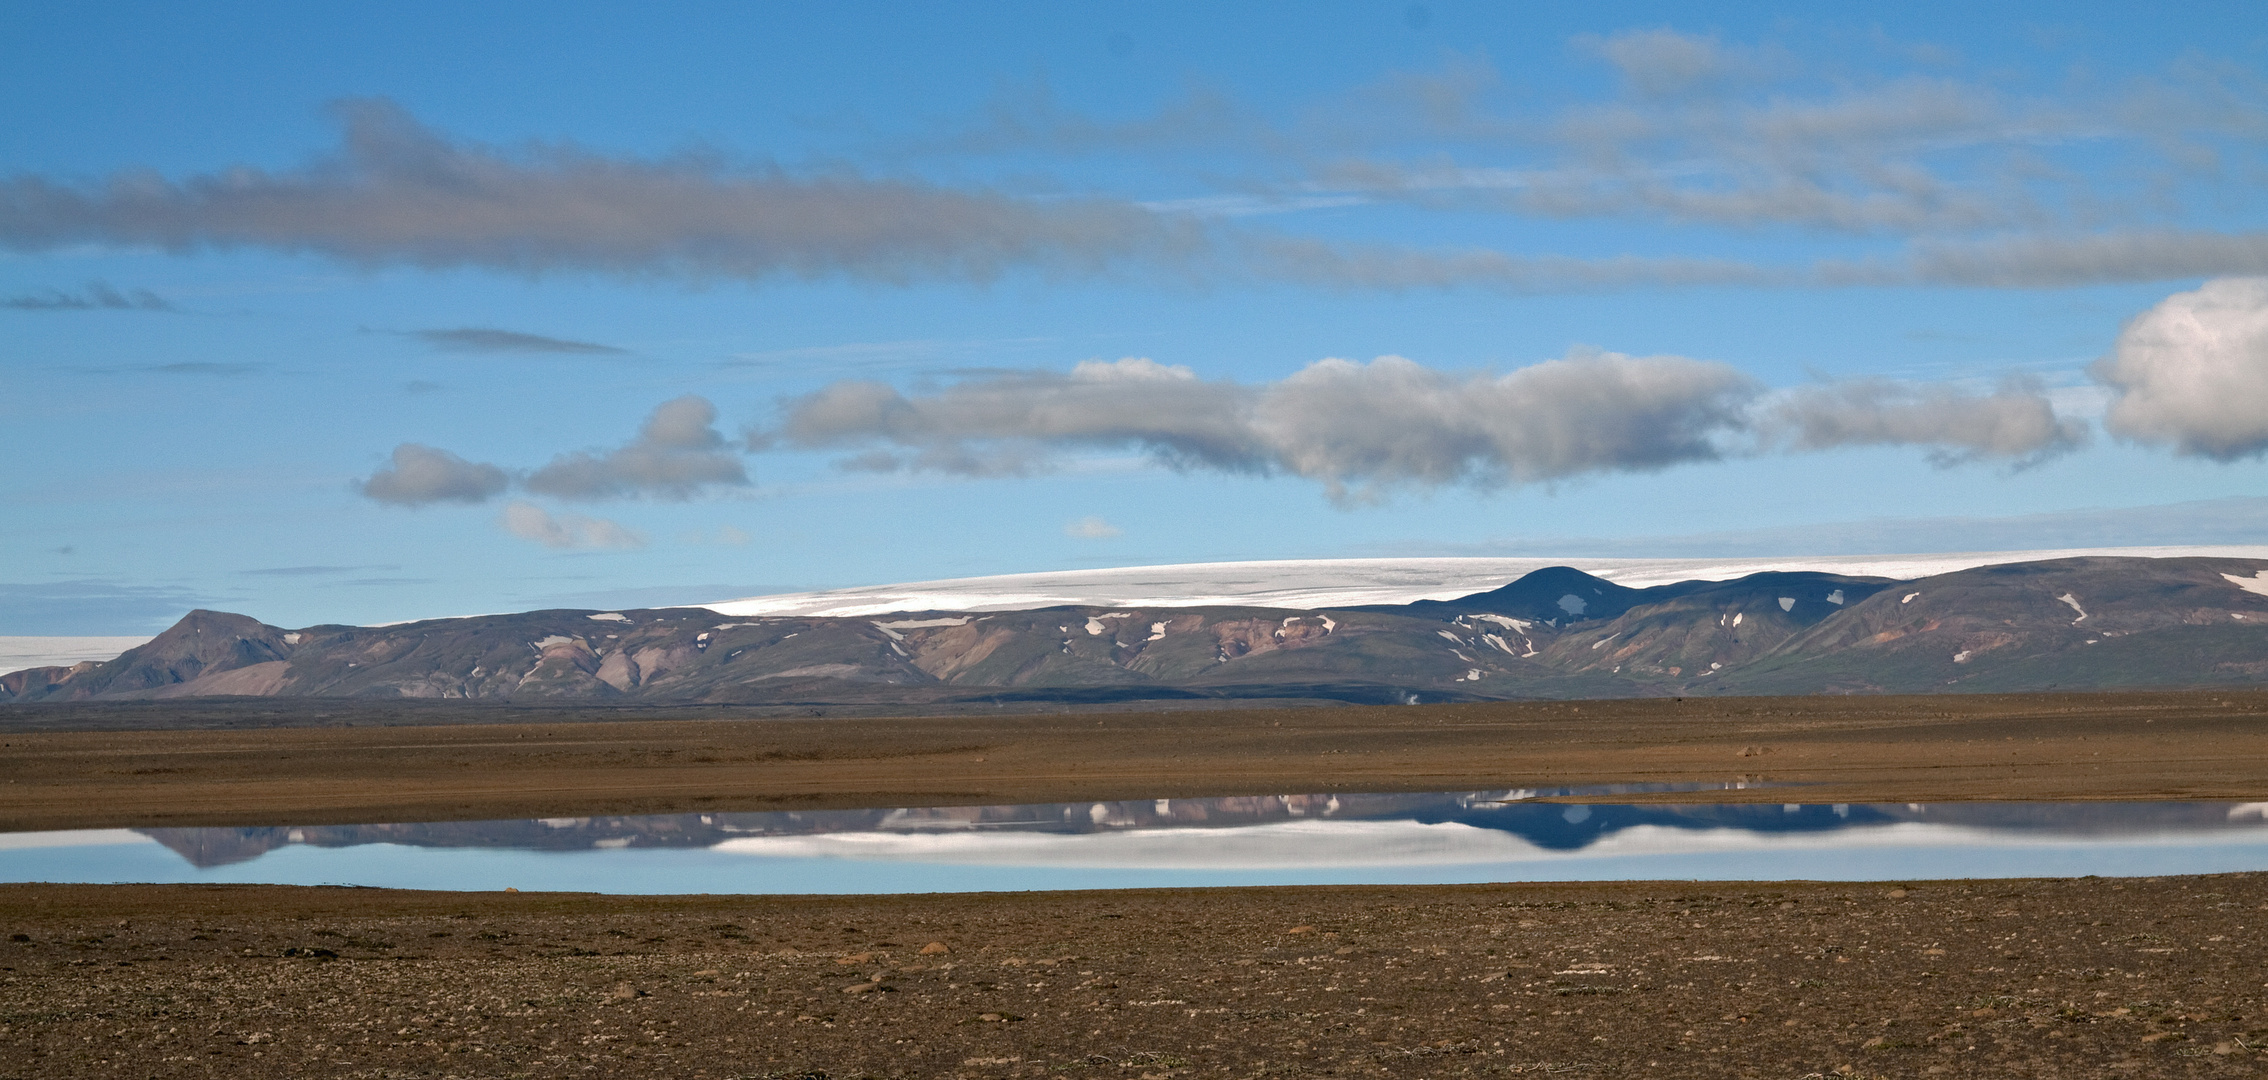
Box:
[920,941,951,955]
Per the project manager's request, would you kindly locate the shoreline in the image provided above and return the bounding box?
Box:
[5,689,2266,832]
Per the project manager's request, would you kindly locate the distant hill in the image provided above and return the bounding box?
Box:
[6,556,2266,708]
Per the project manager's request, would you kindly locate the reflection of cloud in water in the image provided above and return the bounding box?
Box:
[117,794,2268,868]
[709,817,2268,871]
[0,829,151,851]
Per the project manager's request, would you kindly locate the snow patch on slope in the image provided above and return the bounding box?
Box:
[2224,570,2268,599]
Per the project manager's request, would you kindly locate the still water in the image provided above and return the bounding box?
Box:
[5,788,2266,894]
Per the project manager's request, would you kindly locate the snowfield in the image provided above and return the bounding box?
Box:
[0,636,154,672]
[696,546,2268,618]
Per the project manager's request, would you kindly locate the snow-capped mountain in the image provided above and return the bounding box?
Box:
[8,554,2268,708]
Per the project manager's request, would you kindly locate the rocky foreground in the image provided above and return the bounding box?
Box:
[3,876,2264,1078]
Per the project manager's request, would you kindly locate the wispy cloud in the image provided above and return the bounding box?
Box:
[411,327,627,355]
[238,564,392,577]
[1760,377,2087,467]
[1,279,172,311]
[72,361,267,377]
[0,98,1203,287]
[147,362,262,376]
[0,580,209,635]
[1064,516,1123,539]
[498,502,646,550]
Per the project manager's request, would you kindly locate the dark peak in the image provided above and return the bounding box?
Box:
[125,609,295,669]
[1421,566,1646,621]
[163,609,284,636]
[1664,571,1900,603]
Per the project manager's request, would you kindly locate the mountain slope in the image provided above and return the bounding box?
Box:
[6,557,2267,707]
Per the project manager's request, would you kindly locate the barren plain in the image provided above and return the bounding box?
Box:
[2,689,2266,1077]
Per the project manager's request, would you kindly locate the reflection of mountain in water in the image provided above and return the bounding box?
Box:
[137,794,2268,868]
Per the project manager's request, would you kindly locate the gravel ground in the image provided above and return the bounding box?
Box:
[4,875,2266,1078]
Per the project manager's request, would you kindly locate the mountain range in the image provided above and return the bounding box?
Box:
[6,556,2267,709]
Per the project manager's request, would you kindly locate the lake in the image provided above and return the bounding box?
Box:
[5,787,2265,894]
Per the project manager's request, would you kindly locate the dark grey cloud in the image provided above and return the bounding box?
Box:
[1761,378,2086,466]
[2094,276,2268,460]
[0,98,1202,286]
[525,394,749,500]
[356,443,512,507]
[1,279,171,311]
[412,327,627,355]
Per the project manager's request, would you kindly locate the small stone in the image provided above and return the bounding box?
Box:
[836,951,874,965]
[920,941,951,955]
[1288,925,1316,934]
[843,981,880,994]
[606,982,638,1002]
[691,969,720,977]
[1888,889,1910,898]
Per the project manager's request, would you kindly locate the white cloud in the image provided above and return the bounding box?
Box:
[498,502,646,550]
[2095,277,2268,460]
[1064,516,1123,539]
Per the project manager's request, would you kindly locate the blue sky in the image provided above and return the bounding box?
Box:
[5,1,2268,634]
